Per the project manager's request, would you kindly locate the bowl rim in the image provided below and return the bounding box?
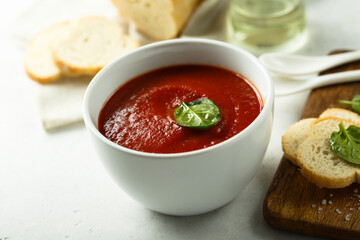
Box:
[83,38,274,159]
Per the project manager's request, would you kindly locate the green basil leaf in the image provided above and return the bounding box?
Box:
[173,98,221,129]
[338,93,360,114]
[329,122,360,165]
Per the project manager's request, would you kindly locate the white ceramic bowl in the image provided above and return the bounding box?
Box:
[83,38,274,216]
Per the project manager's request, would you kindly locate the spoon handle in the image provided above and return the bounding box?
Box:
[260,50,360,76]
[276,70,360,96]
[326,50,360,67]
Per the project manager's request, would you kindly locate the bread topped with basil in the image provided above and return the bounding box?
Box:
[282,108,360,188]
[296,117,360,188]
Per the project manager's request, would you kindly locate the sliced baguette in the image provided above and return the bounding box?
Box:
[320,107,360,124]
[282,118,316,165]
[282,108,360,166]
[24,21,71,83]
[53,16,139,76]
[296,117,360,188]
[111,0,200,40]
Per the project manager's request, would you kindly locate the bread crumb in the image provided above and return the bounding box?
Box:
[336,209,342,214]
[354,189,358,193]
[345,213,352,221]
[318,207,323,211]
[328,200,333,205]
[322,199,327,205]
[311,204,316,208]
[330,193,333,197]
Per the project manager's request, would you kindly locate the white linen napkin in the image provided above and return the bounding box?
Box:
[10,0,228,130]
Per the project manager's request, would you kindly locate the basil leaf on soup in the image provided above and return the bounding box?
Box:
[174,98,221,129]
[338,94,360,114]
[329,122,360,165]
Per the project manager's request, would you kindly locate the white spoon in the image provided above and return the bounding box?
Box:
[260,50,360,76]
[276,70,360,96]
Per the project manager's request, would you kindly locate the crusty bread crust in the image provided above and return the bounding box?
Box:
[320,108,360,124]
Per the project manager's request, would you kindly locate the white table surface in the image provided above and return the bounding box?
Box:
[1,0,360,239]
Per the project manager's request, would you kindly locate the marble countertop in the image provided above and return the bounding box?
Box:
[1,0,360,239]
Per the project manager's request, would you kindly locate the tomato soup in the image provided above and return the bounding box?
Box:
[98,65,263,153]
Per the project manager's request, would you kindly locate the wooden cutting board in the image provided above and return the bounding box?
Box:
[263,52,360,240]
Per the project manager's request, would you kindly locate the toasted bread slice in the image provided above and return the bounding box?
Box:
[296,117,360,188]
[53,16,139,76]
[24,21,71,83]
[282,118,316,165]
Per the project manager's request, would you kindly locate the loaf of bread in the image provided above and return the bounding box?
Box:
[282,108,360,188]
[24,21,71,83]
[25,16,139,83]
[111,0,201,40]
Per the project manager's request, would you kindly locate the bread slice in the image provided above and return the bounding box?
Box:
[282,118,316,165]
[111,0,200,40]
[296,117,360,188]
[320,108,360,124]
[282,108,360,165]
[53,16,139,76]
[24,21,71,83]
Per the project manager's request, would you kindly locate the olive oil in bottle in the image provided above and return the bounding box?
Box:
[227,0,306,54]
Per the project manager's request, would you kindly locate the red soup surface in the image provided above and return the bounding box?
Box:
[98,65,263,154]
